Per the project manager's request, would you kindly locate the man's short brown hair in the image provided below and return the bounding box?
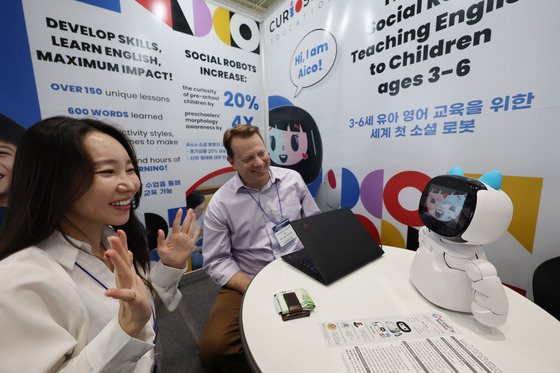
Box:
[223,124,264,159]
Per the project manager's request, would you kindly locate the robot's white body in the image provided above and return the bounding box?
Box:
[410,168,513,328]
[410,227,508,327]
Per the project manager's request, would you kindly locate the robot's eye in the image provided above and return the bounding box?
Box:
[270,136,276,151]
[430,198,435,203]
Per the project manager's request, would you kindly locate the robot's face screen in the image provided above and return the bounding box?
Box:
[419,175,483,238]
[424,185,467,226]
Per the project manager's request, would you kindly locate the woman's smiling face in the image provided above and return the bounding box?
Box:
[63,131,140,236]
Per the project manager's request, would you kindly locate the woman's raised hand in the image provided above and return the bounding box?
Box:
[104,230,152,338]
[156,208,200,269]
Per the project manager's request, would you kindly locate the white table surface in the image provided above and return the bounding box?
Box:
[240,246,560,373]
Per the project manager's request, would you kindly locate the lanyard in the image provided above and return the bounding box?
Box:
[246,180,284,224]
[76,262,108,290]
[75,262,157,330]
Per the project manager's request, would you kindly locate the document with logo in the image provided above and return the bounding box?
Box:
[320,312,502,373]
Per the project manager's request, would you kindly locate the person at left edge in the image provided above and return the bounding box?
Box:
[0,113,25,228]
[0,116,200,372]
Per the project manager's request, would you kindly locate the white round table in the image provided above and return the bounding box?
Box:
[240,246,560,372]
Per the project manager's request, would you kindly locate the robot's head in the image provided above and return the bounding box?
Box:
[418,167,513,244]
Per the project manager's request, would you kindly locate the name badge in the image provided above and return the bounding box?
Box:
[273,219,297,248]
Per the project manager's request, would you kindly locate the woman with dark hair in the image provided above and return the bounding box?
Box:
[0,116,199,372]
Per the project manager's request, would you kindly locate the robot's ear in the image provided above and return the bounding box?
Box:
[479,170,502,190]
[448,166,464,176]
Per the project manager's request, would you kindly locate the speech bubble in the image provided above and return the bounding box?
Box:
[290,29,337,97]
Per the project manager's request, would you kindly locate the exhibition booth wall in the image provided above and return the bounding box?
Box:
[1,0,556,299]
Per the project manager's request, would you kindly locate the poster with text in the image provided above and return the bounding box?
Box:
[2,0,264,244]
[263,0,560,297]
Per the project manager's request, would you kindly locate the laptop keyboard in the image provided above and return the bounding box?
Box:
[300,258,323,278]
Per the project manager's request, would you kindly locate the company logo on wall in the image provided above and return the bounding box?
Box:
[77,0,260,53]
[269,0,311,32]
[268,0,332,43]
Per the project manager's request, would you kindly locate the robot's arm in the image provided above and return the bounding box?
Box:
[465,259,508,327]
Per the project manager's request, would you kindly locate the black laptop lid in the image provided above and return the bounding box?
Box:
[289,207,384,284]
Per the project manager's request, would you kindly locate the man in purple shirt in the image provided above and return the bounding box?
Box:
[198,125,320,372]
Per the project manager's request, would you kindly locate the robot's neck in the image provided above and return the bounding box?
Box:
[422,227,483,258]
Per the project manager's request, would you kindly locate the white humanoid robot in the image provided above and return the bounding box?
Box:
[410,167,513,327]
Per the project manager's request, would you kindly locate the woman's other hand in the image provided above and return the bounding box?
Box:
[105,230,152,338]
[156,208,200,269]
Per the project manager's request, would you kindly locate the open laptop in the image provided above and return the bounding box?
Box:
[282,207,384,285]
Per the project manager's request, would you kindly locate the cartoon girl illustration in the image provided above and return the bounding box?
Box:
[269,123,308,166]
[268,105,322,185]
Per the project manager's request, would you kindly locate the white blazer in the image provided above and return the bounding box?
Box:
[0,227,185,373]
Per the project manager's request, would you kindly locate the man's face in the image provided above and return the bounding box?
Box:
[0,140,17,206]
[228,134,271,190]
